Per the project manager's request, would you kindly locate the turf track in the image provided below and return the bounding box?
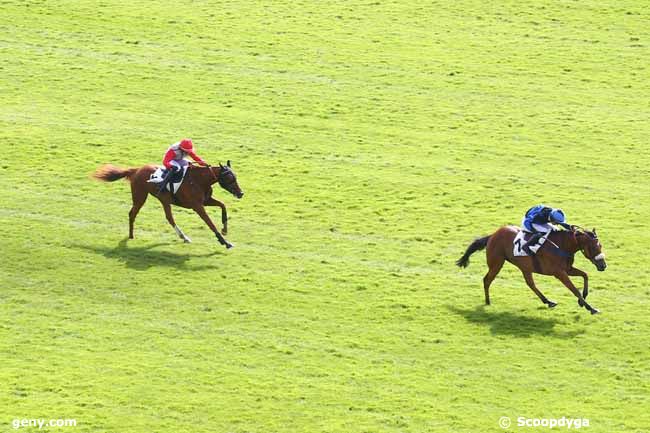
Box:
[1,1,649,432]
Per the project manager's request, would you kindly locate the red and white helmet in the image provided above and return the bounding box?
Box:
[179,138,194,152]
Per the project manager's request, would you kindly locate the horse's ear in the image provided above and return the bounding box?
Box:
[219,162,224,168]
[227,160,231,167]
[593,228,597,235]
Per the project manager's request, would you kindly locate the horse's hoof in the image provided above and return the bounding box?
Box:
[547,301,557,308]
[183,237,192,244]
[222,228,228,235]
[225,242,234,249]
[590,308,600,315]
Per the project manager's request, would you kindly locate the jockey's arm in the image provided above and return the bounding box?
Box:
[162,149,176,168]
[187,150,208,166]
[551,222,572,231]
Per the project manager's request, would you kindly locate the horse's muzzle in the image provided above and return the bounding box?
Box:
[592,253,606,271]
[236,191,244,199]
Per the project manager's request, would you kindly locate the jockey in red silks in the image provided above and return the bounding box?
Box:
[158,138,208,193]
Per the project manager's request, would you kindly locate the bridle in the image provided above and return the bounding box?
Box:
[218,166,236,189]
[205,164,237,191]
[574,229,604,262]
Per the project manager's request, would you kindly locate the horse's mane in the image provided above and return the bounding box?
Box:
[548,230,578,251]
[552,230,575,239]
[550,228,597,252]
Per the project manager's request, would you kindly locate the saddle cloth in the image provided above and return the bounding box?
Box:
[513,230,550,257]
[147,166,188,194]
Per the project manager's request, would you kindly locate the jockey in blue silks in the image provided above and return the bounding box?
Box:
[521,205,572,255]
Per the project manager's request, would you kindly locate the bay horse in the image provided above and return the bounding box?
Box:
[456,226,606,314]
[94,161,243,249]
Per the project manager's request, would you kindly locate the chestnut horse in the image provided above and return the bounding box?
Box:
[94,161,243,249]
[456,226,606,314]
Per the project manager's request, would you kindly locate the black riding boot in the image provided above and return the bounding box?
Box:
[157,169,174,194]
[522,232,543,256]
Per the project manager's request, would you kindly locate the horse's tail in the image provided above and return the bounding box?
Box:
[93,164,137,182]
[456,235,491,268]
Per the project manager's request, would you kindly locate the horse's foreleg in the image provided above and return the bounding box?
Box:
[568,267,589,306]
[522,271,557,308]
[161,202,191,243]
[128,189,148,239]
[555,271,599,314]
[204,197,228,235]
[193,205,233,249]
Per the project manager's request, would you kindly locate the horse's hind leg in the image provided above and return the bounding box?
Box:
[483,252,505,305]
[522,271,556,308]
[129,188,148,239]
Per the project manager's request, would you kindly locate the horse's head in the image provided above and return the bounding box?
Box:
[215,160,243,199]
[575,228,606,271]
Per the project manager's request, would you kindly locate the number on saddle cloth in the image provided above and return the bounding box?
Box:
[513,231,549,257]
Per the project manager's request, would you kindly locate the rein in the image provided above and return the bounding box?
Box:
[546,228,597,260]
[206,164,219,184]
[543,230,582,259]
[191,162,238,194]
[191,163,218,184]
[546,238,574,258]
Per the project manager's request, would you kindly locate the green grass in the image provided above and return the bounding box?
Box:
[2,1,650,432]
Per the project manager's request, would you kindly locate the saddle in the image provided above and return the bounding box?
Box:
[513,230,549,257]
[147,166,188,194]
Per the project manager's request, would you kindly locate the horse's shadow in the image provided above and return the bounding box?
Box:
[447,305,585,338]
[73,238,222,271]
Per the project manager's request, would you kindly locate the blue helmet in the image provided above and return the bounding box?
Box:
[550,209,565,223]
